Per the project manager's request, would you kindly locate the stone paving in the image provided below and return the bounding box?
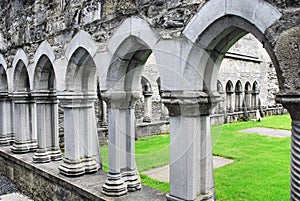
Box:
[239,127,291,138]
[143,156,234,183]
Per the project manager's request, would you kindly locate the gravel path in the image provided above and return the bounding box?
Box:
[0,175,32,201]
[0,175,19,196]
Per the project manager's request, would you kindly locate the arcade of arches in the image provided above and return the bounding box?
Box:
[0,0,300,200]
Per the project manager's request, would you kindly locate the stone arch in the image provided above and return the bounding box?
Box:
[182,0,282,92]
[217,80,223,93]
[141,76,152,93]
[66,47,97,93]
[235,80,243,111]
[99,17,160,92]
[101,17,161,196]
[244,81,252,110]
[0,54,13,146]
[58,33,100,176]
[12,49,30,92]
[216,80,224,113]
[11,49,37,153]
[64,30,99,93]
[0,55,8,92]
[32,41,61,163]
[33,41,56,90]
[226,80,234,112]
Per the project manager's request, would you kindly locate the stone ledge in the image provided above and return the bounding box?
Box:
[0,146,166,201]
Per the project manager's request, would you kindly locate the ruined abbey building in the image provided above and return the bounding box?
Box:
[0,1,300,201]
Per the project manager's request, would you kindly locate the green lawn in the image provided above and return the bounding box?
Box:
[100,114,292,200]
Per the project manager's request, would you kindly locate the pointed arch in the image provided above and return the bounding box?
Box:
[12,49,30,92]
[98,17,161,92]
[182,0,282,92]
[217,80,223,93]
[226,80,234,93]
[235,80,243,111]
[33,42,56,91]
[183,0,282,43]
[0,54,8,92]
[235,80,243,93]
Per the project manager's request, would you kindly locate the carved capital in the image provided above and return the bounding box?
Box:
[101,90,141,109]
[276,94,300,121]
[161,91,220,117]
[57,92,97,108]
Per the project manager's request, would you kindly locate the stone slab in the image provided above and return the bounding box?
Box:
[0,193,32,201]
[142,156,233,183]
[239,127,291,138]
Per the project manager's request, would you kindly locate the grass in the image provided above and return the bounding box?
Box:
[100,114,292,200]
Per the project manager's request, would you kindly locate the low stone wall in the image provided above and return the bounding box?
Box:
[0,147,165,201]
[98,120,170,145]
[210,107,288,125]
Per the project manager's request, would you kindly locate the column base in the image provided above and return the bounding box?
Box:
[166,192,215,201]
[33,148,51,163]
[102,173,128,196]
[0,135,10,146]
[83,157,100,173]
[48,147,62,161]
[59,158,85,177]
[122,170,141,192]
[11,140,38,154]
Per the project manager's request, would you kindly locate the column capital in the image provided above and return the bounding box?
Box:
[276,94,300,121]
[31,90,58,103]
[161,90,220,117]
[57,92,97,108]
[101,90,141,109]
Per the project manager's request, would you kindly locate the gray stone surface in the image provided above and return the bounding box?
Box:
[239,127,291,138]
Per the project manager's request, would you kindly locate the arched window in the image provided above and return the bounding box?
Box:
[244,82,252,110]
[252,81,259,109]
[235,81,243,111]
[226,80,234,112]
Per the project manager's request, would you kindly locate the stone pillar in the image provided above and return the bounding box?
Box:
[58,93,100,176]
[143,91,153,122]
[162,91,219,201]
[0,92,14,145]
[100,99,108,128]
[32,91,62,163]
[276,95,300,201]
[11,92,37,153]
[252,90,259,110]
[102,91,141,196]
[235,92,242,112]
[226,91,234,112]
[245,91,251,110]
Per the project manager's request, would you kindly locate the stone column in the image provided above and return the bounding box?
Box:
[58,93,100,176]
[0,92,14,145]
[102,91,141,196]
[11,92,37,153]
[100,99,108,128]
[163,91,219,201]
[143,91,153,122]
[32,91,62,163]
[245,91,251,110]
[235,92,242,112]
[276,95,300,201]
[252,90,259,110]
